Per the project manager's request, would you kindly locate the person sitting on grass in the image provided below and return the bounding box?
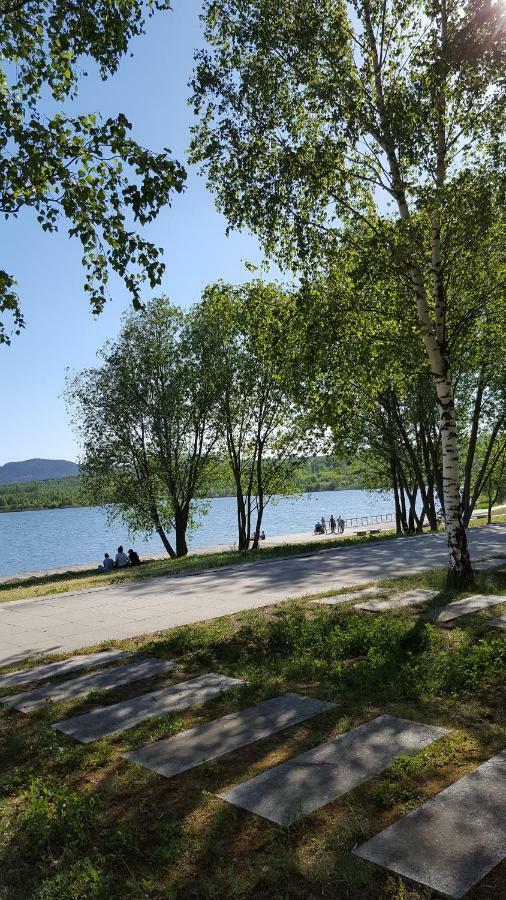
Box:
[114,545,129,568]
[128,548,141,566]
[98,553,114,573]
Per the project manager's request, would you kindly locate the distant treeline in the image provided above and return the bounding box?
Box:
[0,456,366,512]
[0,477,85,512]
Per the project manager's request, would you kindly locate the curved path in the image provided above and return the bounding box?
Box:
[1,525,505,668]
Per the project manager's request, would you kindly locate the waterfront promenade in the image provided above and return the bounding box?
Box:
[1,524,505,669]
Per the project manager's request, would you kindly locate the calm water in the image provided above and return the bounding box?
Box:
[1,489,394,578]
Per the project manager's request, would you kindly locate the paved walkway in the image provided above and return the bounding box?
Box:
[1,525,505,668]
[3,503,500,585]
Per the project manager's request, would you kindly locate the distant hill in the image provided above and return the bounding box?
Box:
[0,458,79,485]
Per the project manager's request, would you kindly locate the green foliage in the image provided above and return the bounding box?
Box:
[199,279,315,547]
[66,297,224,556]
[374,732,472,807]
[0,476,82,511]
[0,0,185,342]
[35,858,107,900]
[16,777,101,856]
[190,0,506,580]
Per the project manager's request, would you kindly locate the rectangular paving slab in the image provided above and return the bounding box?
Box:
[123,693,336,779]
[489,616,506,630]
[314,587,390,606]
[430,594,505,623]
[217,715,447,826]
[0,650,128,689]
[1,658,174,712]
[356,588,439,612]
[354,750,506,899]
[52,673,244,742]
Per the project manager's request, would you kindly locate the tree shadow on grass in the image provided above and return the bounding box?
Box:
[1,598,504,899]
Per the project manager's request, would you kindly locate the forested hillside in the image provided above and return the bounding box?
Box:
[0,458,78,484]
[0,457,367,512]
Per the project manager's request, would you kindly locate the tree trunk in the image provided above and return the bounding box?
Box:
[436,372,473,585]
[234,485,249,550]
[174,506,189,557]
[390,453,403,534]
[251,447,265,550]
[151,505,176,558]
[397,474,409,533]
[362,0,473,585]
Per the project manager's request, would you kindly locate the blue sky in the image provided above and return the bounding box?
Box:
[0,1,268,465]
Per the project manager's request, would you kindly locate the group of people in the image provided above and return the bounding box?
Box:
[98,545,141,572]
[314,514,345,535]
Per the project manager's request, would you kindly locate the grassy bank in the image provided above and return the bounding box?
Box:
[0,530,400,604]
[0,566,505,899]
[2,513,505,606]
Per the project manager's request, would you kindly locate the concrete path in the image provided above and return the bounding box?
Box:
[354,750,506,899]
[1,525,505,669]
[124,693,335,779]
[1,658,174,712]
[218,715,446,826]
[53,673,244,743]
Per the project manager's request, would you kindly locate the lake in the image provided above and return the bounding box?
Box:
[1,489,394,578]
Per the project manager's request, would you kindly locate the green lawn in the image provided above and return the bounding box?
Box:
[0,566,505,899]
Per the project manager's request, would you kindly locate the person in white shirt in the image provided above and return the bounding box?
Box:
[98,553,114,573]
[114,545,129,568]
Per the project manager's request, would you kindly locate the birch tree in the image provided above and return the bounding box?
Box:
[190,0,505,584]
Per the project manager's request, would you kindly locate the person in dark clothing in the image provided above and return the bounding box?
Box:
[329,514,336,533]
[128,549,141,566]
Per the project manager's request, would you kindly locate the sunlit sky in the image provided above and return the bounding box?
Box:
[0,1,269,465]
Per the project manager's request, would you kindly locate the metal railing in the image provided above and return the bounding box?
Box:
[344,513,394,528]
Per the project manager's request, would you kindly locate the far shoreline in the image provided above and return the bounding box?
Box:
[0,484,368,515]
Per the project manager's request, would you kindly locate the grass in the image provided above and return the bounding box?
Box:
[1,513,505,606]
[0,565,505,899]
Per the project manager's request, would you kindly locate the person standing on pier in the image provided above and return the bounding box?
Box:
[329,514,336,533]
[321,515,327,533]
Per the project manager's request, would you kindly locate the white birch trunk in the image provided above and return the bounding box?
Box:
[362,0,472,582]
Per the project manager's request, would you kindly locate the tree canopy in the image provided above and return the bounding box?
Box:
[67,297,222,557]
[0,0,185,343]
[190,0,506,584]
[199,280,312,549]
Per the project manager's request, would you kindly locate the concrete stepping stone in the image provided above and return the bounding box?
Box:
[314,587,390,606]
[430,594,505,623]
[1,658,174,712]
[53,673,244,743]
[217,714,446,826]
[489,616,506,631]
[123,692,336,779]
[354,750,506,899]
[0,650,128,689]
[356,588,439,612]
